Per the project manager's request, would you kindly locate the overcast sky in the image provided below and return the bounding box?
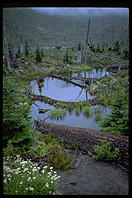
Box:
[31,7,129,16]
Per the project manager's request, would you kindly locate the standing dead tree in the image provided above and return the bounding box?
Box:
[55,45,62,50]
[20,34,23,54]
[3,24,11,71]
[84,18,91,65]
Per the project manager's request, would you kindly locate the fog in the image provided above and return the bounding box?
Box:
[31,7,129,17]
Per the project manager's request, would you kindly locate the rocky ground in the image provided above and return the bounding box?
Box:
[56,152,128,195]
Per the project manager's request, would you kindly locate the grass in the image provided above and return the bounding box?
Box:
[94,107,102,122]
[78,65,93,72]
[82,106,91,117]
[49,108,66,120]
[75,106,81,116]
[95,113,102,122]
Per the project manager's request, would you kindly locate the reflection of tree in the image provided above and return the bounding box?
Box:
[75,88,83,101]
[37,78,44,95]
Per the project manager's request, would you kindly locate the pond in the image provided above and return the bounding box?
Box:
[30,77,95,102]
[29,101,111,131]
[29,68,112,130]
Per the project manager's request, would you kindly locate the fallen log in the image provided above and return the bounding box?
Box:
[35,121,128,170]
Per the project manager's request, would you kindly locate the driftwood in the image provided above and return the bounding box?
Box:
[50,74,97,88]
[35,122,128,170]
[31,94,102,106]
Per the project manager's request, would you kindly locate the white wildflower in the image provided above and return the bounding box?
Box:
[33,177,36,180]
[23,168,28,172]
[3,179,7,184]
[29,187,34,191]
[27,177,31,181]
[45,183,49,188]
[20,181,23,185]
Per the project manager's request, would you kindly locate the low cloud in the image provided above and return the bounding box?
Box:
[31,7,129,16]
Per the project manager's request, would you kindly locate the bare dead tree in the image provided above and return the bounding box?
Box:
[20,34,23,54]
[84,18,91,64]
[3,24,11,71]
[54,45,62,50]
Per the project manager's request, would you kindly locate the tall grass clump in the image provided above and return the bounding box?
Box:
[82,106,91,117]
[49,108,66,120]
[94,107,102,122]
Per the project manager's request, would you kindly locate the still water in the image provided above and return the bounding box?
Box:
[29,101,111,131]
[30,77,95,102]
[72,68,110,79]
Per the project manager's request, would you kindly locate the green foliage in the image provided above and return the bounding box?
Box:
[61,68,73,76]
[3,155,60,195]
[122,47,129,59]
[3,76,34,144]
[3,8,128,47]
[50,108,66,120]
[35,46,42,63]
[82,106,91,117]
[54,102,66,109]
[75,106,81,116]
[78,65,93,72]
[93,139,121,163]
[28,133,72,170]
[63,50,73,64]
[99,104,128,135]
[16,48,21,58]
[24,41,29,57]
[49,145,71,170]
[41,48,44,57]
[28,141,47,158]
[77,42,81,51]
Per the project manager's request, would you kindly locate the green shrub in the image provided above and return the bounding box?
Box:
[93,139,121,163]
[49,145,71,170]
[28,133,72,171]
[3,155,60,195]
[28,141,47,158]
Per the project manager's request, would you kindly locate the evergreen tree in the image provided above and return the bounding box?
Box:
[35,46,42,62]
[40,48,44,57]
[16,47,21,58]
[24,41,29,56]
[63,49,69,64]
[77,42,81,51]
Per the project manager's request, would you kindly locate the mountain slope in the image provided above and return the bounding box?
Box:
[3,8,129,47]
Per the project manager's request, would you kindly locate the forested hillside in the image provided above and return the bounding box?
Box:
[3,7,129,47]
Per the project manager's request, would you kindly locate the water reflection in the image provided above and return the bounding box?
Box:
[31,77,95,102]
[72,68,110,79]
[29,101,111,131]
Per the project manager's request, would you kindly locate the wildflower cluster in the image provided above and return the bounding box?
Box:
[3,155,60,195]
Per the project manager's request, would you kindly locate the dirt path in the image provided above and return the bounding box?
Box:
[56,153,128,195]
